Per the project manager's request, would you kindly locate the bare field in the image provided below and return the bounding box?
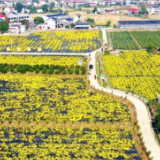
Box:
[149,14,160,19]
[80,14,144,25]
[68,11,88,16]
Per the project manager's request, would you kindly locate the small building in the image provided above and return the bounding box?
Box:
[37,9,43,13]
[46,14,75,28]
[105,0,112,6]
[7,13,32,22]
[128,8,139,15]
[4,6,17,14]
[147,6,160,14]
[39,0,47,5]
[119,20,160,29]
[148,0,158,5]
[90,2,97,7]
[0,13,6,21]
[22,6,30,13]
[110,50,121,56]
[38,19,56,30]
[8,24,26,34]
[74,22,91,29]
[97,8,106,14]
[98,1,105,6]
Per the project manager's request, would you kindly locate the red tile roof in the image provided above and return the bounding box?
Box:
[128,8,139,12]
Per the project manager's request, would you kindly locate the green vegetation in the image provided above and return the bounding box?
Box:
[104,50,110,55]
[0,64,86,75]
[132,31,160,49]
[0,21,9,33]
[110,31,139,50]
[106,20,111,27]
[102,79,106,88]
[15,2,23,13]
[34,17,44,25]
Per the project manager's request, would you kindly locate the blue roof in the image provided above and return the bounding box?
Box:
[46,14,67,17]
[153,5,159,8]
[75,22,89,25]
[0,18,4,21]
[119,20,160,25]
[65,18,73,22]
[52,17,58,20]
[12,12,17,15]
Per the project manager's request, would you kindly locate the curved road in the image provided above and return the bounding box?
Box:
[88,29,160,160]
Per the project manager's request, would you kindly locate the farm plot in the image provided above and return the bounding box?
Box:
[0,74,131,123]
[103,51,160,100]
[0,55,141,159]
[0,30,101,53]
[110,31,139,50]
[131,31,160,49]
[0,126,140,159]
[0,55,87,75]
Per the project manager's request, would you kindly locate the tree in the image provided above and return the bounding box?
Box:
[92,7,97,13]
[28,6,37,13]
[84,3,91,8]
[34,17,44,25]
[21,20,29,29]
[0,21,9,33]
[41,4,49,13]
[15,2,23,13]
[32,0,39,2]
[71,23,75,28]
[140,5,148,14]
[155,114,160,131]
[87,18,95,24]
[49,2,55,12]
[106,20,111,27]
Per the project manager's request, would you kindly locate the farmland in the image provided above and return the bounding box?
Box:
[131,31,160,49]
[0,30,101,53]
[0,55,87,74]
[103,51,160,100]
[110,31,139,50]
[109,31,160,50]
[0,126,140,159]
[0,55,141,159]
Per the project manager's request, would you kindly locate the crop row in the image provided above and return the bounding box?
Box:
[131,31,160,49]
[0,126,140,159]
[0,75,131,123]
[0,55,87,66]
[0,31,101,53]
[103,51,160,100]
[110,31,139,50]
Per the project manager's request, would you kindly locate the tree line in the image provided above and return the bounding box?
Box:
[0,64,86,75]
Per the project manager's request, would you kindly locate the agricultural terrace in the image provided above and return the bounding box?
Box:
[0,30,101,53]
[103,51,160,100]
[131,31,160,49]
[109,31,139,50]
[0,55,141,159]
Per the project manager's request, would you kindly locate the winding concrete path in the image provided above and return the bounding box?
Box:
[88,29,160,160]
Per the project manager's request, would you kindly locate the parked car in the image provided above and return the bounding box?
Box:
[89,64,93,70]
